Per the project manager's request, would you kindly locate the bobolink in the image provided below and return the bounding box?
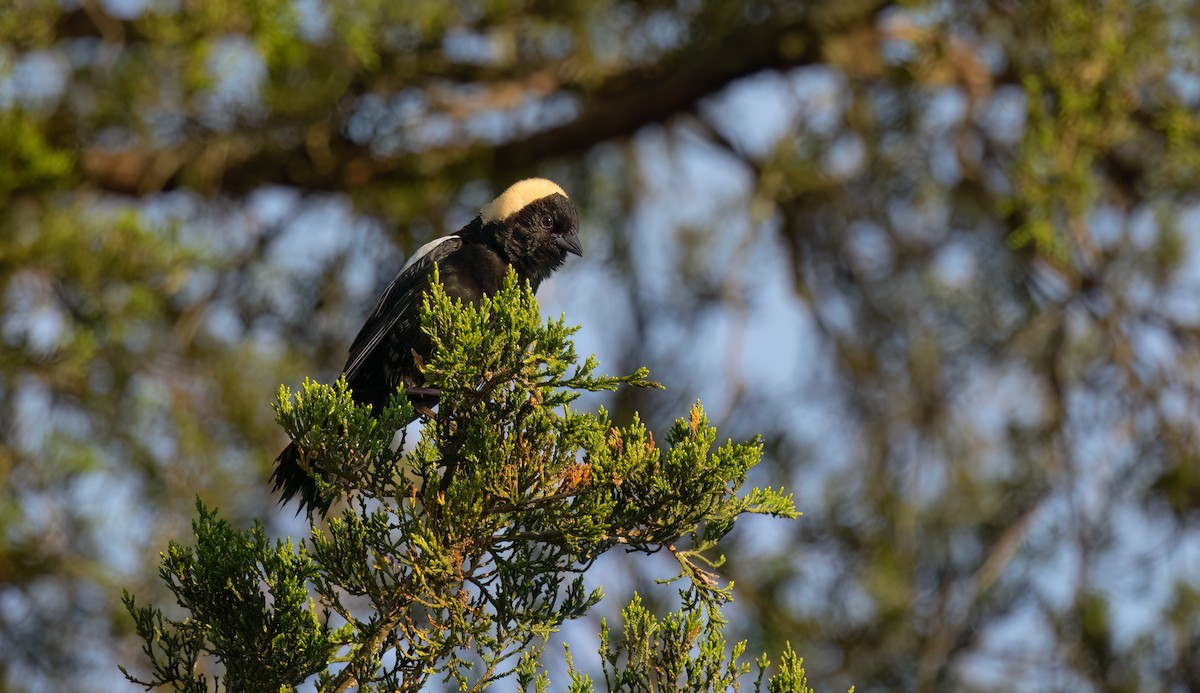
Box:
[272,178,582,514]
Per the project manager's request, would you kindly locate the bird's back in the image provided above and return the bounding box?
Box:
[345,237,513,413]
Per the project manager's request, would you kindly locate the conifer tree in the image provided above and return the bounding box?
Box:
[120,270,808,692]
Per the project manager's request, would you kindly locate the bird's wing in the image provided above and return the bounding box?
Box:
[342,236,464,380]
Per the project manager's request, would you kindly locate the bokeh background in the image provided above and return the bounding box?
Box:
[4,0,1200,690]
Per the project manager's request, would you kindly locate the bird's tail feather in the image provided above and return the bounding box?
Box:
[270,441,333,517]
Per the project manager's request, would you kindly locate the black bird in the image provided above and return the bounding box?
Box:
[271,178,582,515]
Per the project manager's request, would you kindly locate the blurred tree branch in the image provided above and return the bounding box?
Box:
[73,1,889,196]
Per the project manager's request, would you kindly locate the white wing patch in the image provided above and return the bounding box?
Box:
[403,236,458,270]
[479,178,568,223]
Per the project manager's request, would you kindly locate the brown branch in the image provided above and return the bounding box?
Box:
[77,1,891,197]
[915,492,1050,690]
[487,14,827,170]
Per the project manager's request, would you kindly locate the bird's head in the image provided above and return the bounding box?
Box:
[479,178,581,282]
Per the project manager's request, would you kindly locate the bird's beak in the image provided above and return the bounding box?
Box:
[555,230,583,256]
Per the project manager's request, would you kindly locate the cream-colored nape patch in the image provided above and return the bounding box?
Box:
[479,178,568,223]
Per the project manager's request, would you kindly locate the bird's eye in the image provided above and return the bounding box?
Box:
[539,214,555,230]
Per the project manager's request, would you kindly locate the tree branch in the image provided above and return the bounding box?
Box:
[78,1,890,197]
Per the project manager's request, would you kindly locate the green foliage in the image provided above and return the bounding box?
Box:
[120,502,342,691]
[594,594,751,692]
[122,270,801,691]
[273,375,417,508]
[0,113,73,201]
[555,594,824,693]
[1005,1,1170,263]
